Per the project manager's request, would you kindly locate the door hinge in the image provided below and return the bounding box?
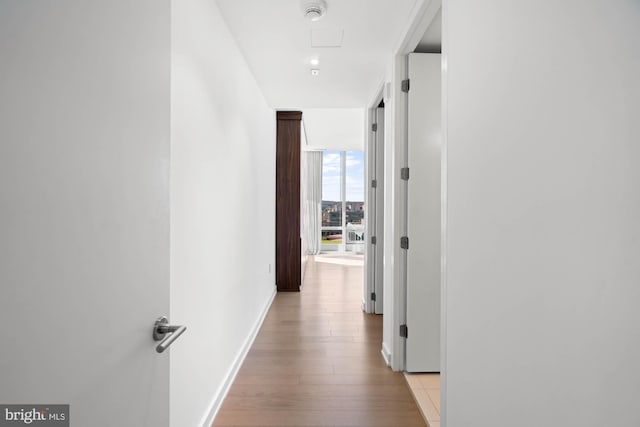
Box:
[372,123,378,132]
[400,324,408,338]
[371,236,377,245]
[371,292,377,302]
[401,236,409,249]
[372,179,377,188]
[401,79,410,93]
[401,167,410,181]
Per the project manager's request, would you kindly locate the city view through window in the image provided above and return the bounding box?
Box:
[322,150,365,247]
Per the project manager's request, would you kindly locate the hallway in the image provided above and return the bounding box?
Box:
[213,255,427,426]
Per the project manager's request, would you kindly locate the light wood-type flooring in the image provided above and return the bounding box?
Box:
[213,254,427,427]
[405,373,441,427]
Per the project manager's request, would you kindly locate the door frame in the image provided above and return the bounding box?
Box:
[386,0,442,372]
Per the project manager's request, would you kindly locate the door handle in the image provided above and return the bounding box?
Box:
[153,316,187,353]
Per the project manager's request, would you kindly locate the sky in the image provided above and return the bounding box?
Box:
[322,150,364,202]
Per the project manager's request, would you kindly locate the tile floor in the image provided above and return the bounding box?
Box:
[404,373,441,427]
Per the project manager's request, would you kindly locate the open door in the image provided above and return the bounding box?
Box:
[366,101,385,314]
[372,106,385,314]
[405,53,442,372]
[0,3,172,426]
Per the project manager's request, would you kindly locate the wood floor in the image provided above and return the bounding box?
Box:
[405,373,441,427]
[213,254,427,427]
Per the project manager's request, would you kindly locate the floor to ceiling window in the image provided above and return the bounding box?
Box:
[345,151,365,249]
[321,150,364,253]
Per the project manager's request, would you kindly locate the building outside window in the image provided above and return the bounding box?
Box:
[321,150,364,252]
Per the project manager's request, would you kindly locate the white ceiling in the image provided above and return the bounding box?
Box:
[216,0,418,109]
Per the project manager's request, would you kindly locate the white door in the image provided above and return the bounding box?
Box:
[373,107,386,314]
[0,2,172,426]
[406,53,442,372]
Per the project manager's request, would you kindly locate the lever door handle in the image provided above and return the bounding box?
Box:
[153,316,187,353]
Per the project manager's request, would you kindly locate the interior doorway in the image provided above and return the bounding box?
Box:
[363,87,385,314]
[299,108,369,315]
[399,4,443,425]
[365,97,385,315]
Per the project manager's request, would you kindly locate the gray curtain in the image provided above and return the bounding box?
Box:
[305,151,323,255]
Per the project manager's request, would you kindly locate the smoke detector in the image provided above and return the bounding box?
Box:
[302,1,328,22]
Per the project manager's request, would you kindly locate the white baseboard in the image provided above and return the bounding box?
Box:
[199,286,277,427]
[381,342,392,367]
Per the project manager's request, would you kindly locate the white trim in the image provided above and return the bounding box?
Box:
[199,287,277,427]
[394,0,443,56]
[390,51,407,372]
[367,79,387,112]
[381,342,392,366]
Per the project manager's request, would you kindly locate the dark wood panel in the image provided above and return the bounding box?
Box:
[275,112,301,292]
[276,111,303,121]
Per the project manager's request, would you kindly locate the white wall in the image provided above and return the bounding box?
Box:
[171,0,276,425]
[443,1,640,426]
[301,108,365,151]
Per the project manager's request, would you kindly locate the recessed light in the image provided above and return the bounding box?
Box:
[310,58,320,66]
[310,69,320,76]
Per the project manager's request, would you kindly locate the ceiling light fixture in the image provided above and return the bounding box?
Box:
[310,69,320,76]
[309,58,320,66]
[302,0,328,22]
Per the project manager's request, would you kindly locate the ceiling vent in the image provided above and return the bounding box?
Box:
[302,0,328,22]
